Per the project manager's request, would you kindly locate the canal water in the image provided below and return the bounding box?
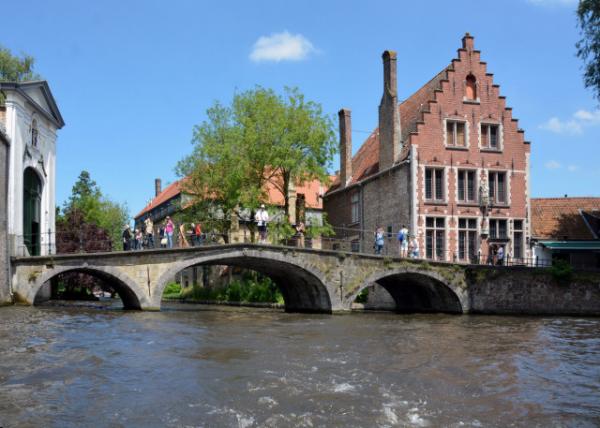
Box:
[0,303,599,427]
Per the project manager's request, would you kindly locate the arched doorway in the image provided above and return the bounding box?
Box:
[23,167,42,256]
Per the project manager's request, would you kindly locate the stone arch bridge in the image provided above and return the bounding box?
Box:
[11,244,600,315]
[11,244,473,313]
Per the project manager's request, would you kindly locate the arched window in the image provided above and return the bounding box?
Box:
[465,75,477,100]
[31,119,38,147]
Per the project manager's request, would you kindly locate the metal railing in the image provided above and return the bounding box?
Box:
[14,230,566,270]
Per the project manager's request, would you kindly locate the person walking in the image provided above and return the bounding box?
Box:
[134,228,143,250]
[122,225,132,251]
[397,224,409,257]
[374,227,385,255]
[410,235,420,259]
[497,245,505,266]
[255,204,269,244]
[295,221,305,248]
[165,216,174,249]
[194,222,202,246]
[144,217,154,249]
[179,222,190,248]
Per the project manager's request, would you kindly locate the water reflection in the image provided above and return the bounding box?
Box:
[0,304,599,427]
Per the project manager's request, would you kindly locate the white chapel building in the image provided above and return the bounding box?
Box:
[0,81,64,256]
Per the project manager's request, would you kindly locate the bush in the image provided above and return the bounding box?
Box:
[551,259,573,283]
[355,287,369,304]
[177,275,283,304]
[163,282,182,298]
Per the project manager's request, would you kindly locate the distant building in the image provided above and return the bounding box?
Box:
[134,175,330,246]
[531,197,600,269]
[0,81,64,256]
[324,34,531,263]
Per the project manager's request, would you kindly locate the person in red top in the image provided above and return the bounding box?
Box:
[194,222,202,246]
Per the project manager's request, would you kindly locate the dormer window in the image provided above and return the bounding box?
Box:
[466,74,477,100]
[31,119,38,147]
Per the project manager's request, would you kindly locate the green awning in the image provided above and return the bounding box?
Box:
[539,241,600,250]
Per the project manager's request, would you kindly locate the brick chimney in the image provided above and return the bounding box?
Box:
[378,50,401,171]
[338,108,352,187]
[155,178,162,197]
[462,32,474,51]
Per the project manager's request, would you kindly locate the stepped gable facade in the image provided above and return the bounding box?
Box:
[325,33,531,262]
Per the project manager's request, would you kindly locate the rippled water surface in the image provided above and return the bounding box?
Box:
[0,303,599,427]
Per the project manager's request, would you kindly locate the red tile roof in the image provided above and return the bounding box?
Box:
[328,67,449,192]
[135,175,329,219]
[531,197,600,240]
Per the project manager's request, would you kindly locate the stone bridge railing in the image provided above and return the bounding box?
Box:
[10,244,600,315]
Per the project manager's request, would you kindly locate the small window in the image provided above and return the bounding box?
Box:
[513,220,524,260]
[351,240,360,253]
[446,120,467,147]
[466,74,477,100]
[425,168,445,202]
[458,218,478,262]
[488,171,507,205]
[457,170,476,203]
[350,192,360,223]
[481,124,500,150]
[490,219,508,239]
[31,119,38,147]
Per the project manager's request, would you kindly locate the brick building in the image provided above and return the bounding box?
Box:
[324,34,531,263]
[531,197,600,268]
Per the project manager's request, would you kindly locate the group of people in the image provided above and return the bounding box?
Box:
[122,216,205,251]
[121,204,276,251]
[374,224,419,258]
[488,244,505,266]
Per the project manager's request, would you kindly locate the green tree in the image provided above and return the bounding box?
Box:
[59,171,129,249]
[177,86,336,238]
[0,44,40,82]
[0,44,41,104]
[576,0,600,102]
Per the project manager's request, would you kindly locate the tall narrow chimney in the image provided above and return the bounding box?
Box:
[462,32,474,51]
[338,108,352,187]
[378,50,401,171]
[155,178,162,197]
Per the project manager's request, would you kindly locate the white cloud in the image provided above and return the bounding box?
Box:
[545,160,562,170]
[567,164,580,172]
[250,31,317,63]
[539,109,600,135]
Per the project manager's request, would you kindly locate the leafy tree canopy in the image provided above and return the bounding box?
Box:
[0,44,40,82]
[576,0,600,102]
[177,86,336,237]
[58,171,129,250]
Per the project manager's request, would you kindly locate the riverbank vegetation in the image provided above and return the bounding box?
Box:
[163,275,284,305]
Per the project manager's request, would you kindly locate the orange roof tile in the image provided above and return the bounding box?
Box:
[531,197,600,240]
[135,179,185,218]
[135,174,329,219]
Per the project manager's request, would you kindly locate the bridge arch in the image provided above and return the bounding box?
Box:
[153,248,335,313]
[26,266,147,310]
[349,267,465,314]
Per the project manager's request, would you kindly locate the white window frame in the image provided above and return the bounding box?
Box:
[444,118,469,149]
[479,122,503,151]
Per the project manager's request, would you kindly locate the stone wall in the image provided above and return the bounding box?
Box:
[466,267,600,315]
[0,128,11,304]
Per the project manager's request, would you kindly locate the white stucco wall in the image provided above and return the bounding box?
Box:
[4,90,58,256]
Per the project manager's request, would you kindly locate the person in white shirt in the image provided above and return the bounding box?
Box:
[255,204,269,243]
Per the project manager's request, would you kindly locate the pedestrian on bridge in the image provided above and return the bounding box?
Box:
[374,227,384,255]
[255,204,269,244]
[165,217,174,249]
[122,225,132,251]
[144,217,154,249]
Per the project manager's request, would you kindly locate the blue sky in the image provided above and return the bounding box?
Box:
[2,0,598,217]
